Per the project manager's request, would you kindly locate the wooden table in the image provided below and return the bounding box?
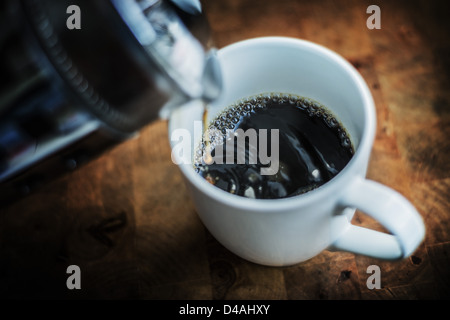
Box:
[0,0,449,299]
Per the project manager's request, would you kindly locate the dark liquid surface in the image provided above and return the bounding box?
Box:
[195,94,354,199]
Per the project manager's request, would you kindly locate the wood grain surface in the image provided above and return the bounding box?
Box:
[1,0,449,299]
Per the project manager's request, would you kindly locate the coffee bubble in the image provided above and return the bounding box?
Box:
[194,93,354,199]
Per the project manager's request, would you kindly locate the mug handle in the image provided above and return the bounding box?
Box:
[329,176,425,260]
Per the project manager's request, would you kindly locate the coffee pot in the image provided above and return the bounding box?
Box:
[0,0,221,205]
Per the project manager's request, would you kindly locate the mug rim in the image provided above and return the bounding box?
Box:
[170,36,376,211]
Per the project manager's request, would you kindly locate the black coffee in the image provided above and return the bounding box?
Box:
[194,93,354,199]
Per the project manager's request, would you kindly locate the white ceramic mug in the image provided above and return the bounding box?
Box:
[168,37,425,267]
